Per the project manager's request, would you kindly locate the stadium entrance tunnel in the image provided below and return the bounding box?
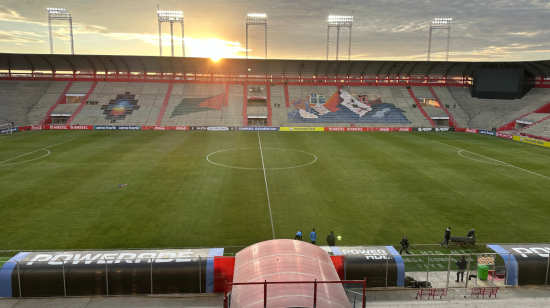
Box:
[229,239,351,308]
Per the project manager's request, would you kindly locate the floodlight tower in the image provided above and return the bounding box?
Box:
[246,13,267,59]
[157,10,184,57]
[47,7,74,54]
[427,18,452,61]
[326,15,353,60]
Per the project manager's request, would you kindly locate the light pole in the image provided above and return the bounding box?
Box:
[427,18,452,61]
[157,10,184,57]
[327,15,353,60]
[246,13,267,59]
[47,7,74,54]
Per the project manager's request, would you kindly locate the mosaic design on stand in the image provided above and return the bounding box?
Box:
[170,93,225,118]
[288,89,410,124]
[100,92,140,123]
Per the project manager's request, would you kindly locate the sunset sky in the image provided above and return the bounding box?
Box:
[1,0,549,61]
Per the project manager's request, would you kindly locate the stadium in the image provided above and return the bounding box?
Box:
[1,2,550,308]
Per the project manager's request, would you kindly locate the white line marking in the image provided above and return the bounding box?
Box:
[0,139,74,167]
[458,150,507,166]
[433,140,550,180]
[206,148,317,170]
[258,132,275,240]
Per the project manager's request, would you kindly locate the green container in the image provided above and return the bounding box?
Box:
[478,264,489,280]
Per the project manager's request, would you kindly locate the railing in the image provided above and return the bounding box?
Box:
[224,279,367,308]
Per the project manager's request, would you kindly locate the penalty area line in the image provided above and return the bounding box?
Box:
[433,140,550,181]
[258,132,276,240]
[0,138,75,166]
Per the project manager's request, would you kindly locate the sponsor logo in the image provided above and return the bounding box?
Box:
[514,135,549,147]
[280,127,324,131]
[511,247,550,258]
[207,126,229,131]
[397,127,412,132]
[190,126,208,130]
[48,125,69,130]
[70,125,93,130]
[417,128,433,132]
[175,126,188,130]
[94,126,118,130]
[31,125,43,130]
[497,132,513,139]
[23,251,200,266]
[341,249,389,260]
[479,130,496,136]
[378,127,391,132]
[465,128,478,133]
[117,126,141,130]
[247,96,267,100]
[236,127,278,131]
[435,127,450,132]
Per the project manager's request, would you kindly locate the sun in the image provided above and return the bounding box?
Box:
[186,37,245,59]
[211,56,221,62]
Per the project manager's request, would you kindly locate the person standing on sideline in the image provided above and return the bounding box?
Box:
[294,231,302,240]
[327,231,336,246]
[455,256,468,282]
[309,228,317,245]
[440,227,451,247]
[399,236,411,255]
[467,229,476,239]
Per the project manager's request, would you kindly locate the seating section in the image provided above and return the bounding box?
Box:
[26,81,70,125]
[70,82,168,125]
[517,116,550,138]
[449,87,550,130]
[158,84,243,127]
[285,86,414,127]
[0,80,51,125]
[4,80,550,130]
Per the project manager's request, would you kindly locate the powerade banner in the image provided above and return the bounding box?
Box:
[0,249,223,297]
[487,244,550,285]
[45,125,94,130]
[231,127,279,131]
[497,132,513,139]
[414,127,455,132]
[141,126,189,130]
[336,246,403,287]
[479,130,496,136]
[513,135,550,148]
[94,126,141,130]
[280,127,325,131]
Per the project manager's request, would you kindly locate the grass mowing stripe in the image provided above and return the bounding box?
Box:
[258,132,275,239]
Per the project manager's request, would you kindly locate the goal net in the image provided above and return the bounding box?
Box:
[0,123,14,136]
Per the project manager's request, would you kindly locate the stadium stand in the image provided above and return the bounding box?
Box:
[26,81,70,125]
[0,80,51,125]
[270,85,289,127]
[517,116,550,138]
[448,87,550,130]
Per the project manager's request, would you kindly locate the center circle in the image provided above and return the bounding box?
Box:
[206,148,317,170]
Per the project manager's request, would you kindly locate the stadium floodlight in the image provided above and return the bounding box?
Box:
[157,10,184,57]
[246,13,267,59]
[427,17,453,61]
[326,14,353,61]
[47,7,74,54]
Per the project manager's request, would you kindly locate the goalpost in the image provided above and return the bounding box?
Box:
[0,123,14,136]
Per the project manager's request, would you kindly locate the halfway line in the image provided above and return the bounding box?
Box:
[258,132,275,239]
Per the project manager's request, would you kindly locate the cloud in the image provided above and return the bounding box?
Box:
[0,30,43,43]
[0,6,24,21]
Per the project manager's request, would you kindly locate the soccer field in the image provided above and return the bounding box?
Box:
[1,130,549,252]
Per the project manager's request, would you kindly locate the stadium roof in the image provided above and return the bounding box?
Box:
[1,53,550,78]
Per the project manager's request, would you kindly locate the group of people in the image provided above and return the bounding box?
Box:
[397,227,476,256]
[294,229,337,246]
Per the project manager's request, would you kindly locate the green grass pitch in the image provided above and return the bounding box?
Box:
[0,130,549,253]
